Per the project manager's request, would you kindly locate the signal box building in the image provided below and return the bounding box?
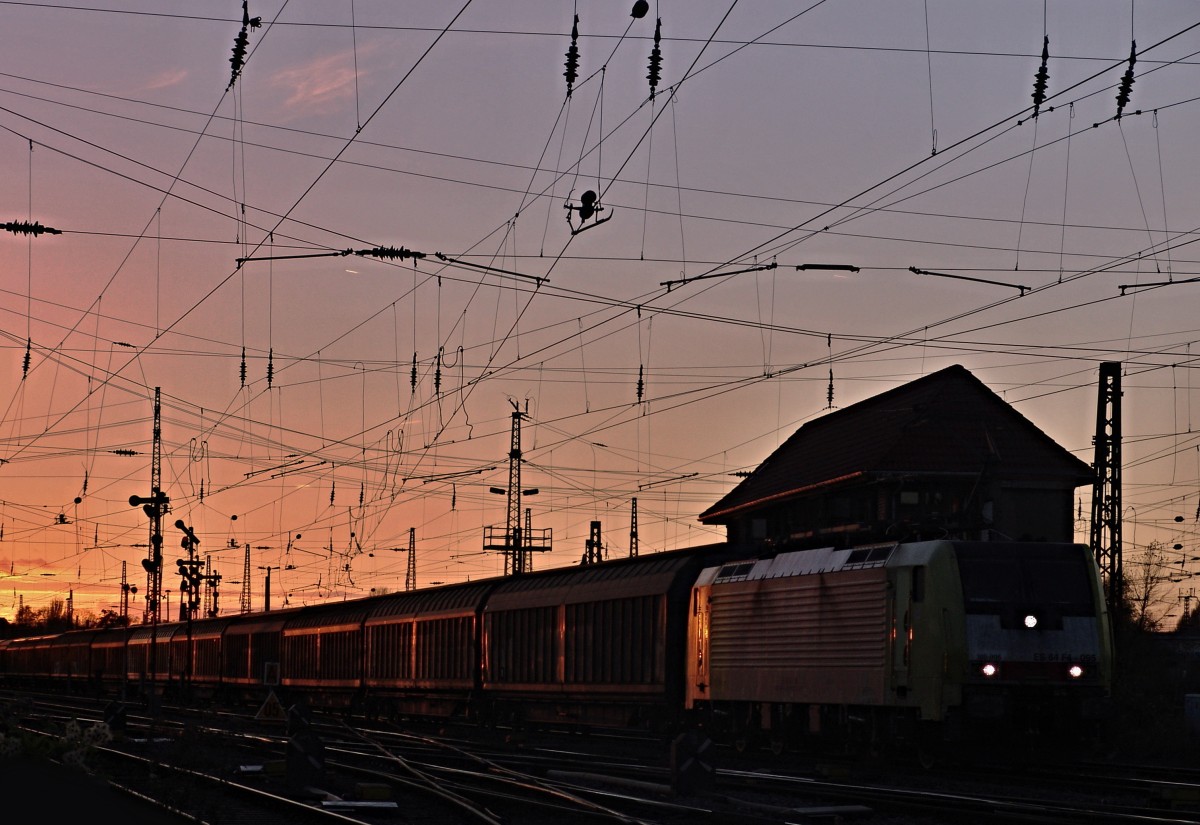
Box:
[700,364,1094,550]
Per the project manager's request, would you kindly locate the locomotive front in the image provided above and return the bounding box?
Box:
[683,539,1114,755]
[948,541,1113,737]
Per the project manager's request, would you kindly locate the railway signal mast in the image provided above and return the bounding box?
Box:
[174,519,203,690]
[175,520,203,620]
[129,387,168,696]
[129,387,168,624]
[119,560,137,621]
[202,556,222,617]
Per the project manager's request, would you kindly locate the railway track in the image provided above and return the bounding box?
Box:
[5,689,1198,824]
[2,692,701,823]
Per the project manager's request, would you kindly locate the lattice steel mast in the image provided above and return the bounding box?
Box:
[483,401,550,574]
[1089,361,1123,615]
[405,527,416,591]
[503,404,524,575]
[127,386,169,698]
[239,544,252,614]
[140,387,166,622]
[629,497,639,557]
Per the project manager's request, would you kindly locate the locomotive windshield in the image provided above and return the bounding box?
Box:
[954,544,1096,616]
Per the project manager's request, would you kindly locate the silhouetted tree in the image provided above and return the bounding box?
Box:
[14,603,39,633]
[8,598,74,636]
[92,609,130,629]
[1120,540,1171,633]
[43,598,73,632]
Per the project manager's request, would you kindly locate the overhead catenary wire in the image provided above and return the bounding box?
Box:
[8,5,1200,615]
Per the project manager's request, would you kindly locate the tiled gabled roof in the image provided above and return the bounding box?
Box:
[699,365,1094,524]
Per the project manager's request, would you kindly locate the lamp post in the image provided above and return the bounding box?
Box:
[488,485,538,574]
[258,565,281,612]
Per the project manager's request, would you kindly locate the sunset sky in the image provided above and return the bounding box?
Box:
[2,1,1200,623]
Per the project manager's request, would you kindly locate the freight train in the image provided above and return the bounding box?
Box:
[0,539,1113,758]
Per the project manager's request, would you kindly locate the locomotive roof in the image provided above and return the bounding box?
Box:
[700,542,908,585]
[698,539,1092,586]
[699,364,1094,524]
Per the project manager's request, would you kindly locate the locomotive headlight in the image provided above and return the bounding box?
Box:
[1068,665,1083,679]
[981,663,998,678]
[1023,614,1038,629]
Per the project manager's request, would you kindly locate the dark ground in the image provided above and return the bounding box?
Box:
[0,758,187,824]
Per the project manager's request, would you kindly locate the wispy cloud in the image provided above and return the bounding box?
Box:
[270,49,366,117]
[144,69,187,92]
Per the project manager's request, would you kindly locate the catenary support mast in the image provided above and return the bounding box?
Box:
[406,527,416,591]
[483,401,550,574]
[1089,361,1123,615]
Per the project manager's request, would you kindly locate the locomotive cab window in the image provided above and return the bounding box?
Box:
[714,562,754,582]
[955,545,1094,618]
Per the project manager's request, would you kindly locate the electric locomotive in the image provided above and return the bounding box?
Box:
[685,539,1113,755]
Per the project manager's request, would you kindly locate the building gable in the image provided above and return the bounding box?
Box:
[700,365,1093,545]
